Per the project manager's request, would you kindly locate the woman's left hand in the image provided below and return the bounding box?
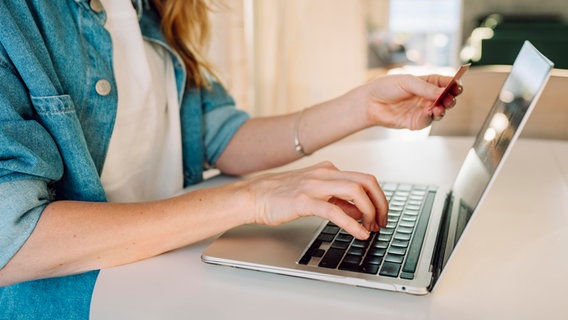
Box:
[360,73,463,130]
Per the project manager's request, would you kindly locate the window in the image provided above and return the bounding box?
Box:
[368,0,462,68]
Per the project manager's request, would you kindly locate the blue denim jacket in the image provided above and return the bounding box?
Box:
[0,1,249,319]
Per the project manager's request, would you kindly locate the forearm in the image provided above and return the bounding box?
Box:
[216,89,370,175]
[0,182,252,287]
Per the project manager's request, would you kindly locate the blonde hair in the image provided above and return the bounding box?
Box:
[151,0,218,88]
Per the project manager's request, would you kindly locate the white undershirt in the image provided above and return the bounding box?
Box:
[99,0,183,202]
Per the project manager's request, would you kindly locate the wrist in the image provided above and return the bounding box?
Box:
[293,108,311,157]
[339,86,375,130]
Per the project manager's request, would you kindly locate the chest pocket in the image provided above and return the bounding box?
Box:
[30,94,106,201]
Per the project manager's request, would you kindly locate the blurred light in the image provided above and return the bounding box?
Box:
[433,33,449,47]
[489,113,509,133]
[406,49,422,63]
[484,128,497,141]
[499,90,515,103]
[462,27,495,62]
[471,27,495,42]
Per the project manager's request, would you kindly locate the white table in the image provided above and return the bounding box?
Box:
[91,137,568,319]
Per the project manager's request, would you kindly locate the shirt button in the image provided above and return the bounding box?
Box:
[95,79,112,96]
[90,0,104,13]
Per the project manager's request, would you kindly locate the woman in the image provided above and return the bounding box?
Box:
[0,0,461,318]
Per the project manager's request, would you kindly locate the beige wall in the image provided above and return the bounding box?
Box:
[209,1,252,113]
[210,1,368,117]
[251,0,367,116]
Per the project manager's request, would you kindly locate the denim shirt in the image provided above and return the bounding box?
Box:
[0,1,249,319]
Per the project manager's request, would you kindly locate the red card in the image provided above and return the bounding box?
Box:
[430,63,470,109]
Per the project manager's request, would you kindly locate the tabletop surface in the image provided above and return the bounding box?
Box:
[91,137,568,320]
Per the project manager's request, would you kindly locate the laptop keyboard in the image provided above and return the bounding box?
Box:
[298,183,437,280]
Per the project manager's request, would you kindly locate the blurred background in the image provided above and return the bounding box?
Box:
[207,0,568,140]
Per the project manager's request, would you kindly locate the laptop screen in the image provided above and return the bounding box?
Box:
[449,41,554,249]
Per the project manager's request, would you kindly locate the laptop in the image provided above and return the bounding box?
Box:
[201,41,554,295]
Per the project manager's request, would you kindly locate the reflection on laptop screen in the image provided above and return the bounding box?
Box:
[450,41,554,246]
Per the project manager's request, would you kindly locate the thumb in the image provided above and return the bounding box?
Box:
[402,75,445,101]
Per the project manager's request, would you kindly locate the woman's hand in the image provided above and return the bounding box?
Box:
[359,73,463,130]
[240,161,388,240]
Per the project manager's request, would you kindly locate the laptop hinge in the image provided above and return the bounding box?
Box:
[428,191,453,290]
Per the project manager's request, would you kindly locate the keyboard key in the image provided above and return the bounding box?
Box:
[385,254,404,264]
[379,262,401,277]
[379,228,395,235]
[388,246,407,255]
[391,239,409,248]
[351,239,370,248]
[387,216,399,223]
[367,247,386,257]
[399,220,415,228]
[400,272,415,280]
[403,209,419,216]
[317,233,335,242]
[313,249,325,258]
[336,233,354,242]
[347,247,365,256]
[373,240,389,249]
[365,255,383,265]
[410,195,424,201]
[390,201,405,208]
[322,225,340,235]
[406,204,421,211]
[360,263,380,274]
[338,262,360,272]
[343,254,362,264]
[401,215,417,222]
[397,226,414,234]
[319,248,345,269]
[394,232,411,241]
[330,240,349,250]
[381,183,398,191]
[392,195,408,202]
[378,234,392,242]
[408,199,423,206]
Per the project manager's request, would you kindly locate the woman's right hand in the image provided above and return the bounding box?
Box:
[238,161,389,240]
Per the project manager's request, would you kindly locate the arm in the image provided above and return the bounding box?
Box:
[216,73,460,175]
[0,162,384,286]
[0,182,251,286]
[0,73,457,286]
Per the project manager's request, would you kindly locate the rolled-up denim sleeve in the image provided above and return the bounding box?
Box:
[0,180,51,268]
[0,62,63,269]
[202,82,250,165]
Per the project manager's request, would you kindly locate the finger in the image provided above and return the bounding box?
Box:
[431,106,446,120]
[329,197,363,220]
[442,94,457,109]
[298,163,388,230]
[399,75,448,102]
[420,74,453,88]
[314,200,371,240]
[317,170,388,230]
[310,179,379,231]
[451,84,463,97]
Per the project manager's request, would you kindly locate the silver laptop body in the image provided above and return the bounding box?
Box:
[201,41,553,294]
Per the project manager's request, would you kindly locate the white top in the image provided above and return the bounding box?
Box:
[99,0,183,202]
